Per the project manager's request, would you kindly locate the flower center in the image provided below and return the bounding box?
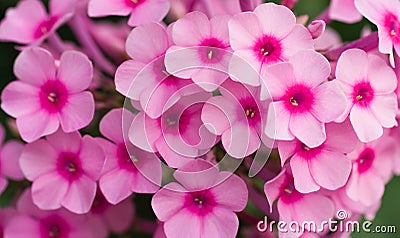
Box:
[199,38,227,63]
[49,226,60,237]
[117,144,137,172]
[125,0,144,7]
[385,13,400,41]
[357,147,375,173]
[39,80,68,113]
[353,81,374,107]
[254,35,282,64]
[57,152,82,180]
[185,190,216,216]
[284,84,314,113]
[34,17,58,39]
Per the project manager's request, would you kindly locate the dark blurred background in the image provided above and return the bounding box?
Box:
[0,0,399,237]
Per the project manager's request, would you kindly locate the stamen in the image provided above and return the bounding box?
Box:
[245,109,255,118]
[207,50,213,60]
[131,0,138,3]
[261,48,269,56]
[290,97,299,106]
[194,197,203,205]
[47,93,57,103]
[356,95,363,101]
[391,29,396,36]
[67,162,76,173]
[166,118,176,126]
[130,155,139,163]
[303,145,310,151]
[162,70,170,77]
[41,26,48,34]
[284,188,292,194]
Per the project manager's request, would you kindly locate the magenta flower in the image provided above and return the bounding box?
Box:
[88,0,170,27]
[329,0,362,24]
[345,134,395,206]
[96,108,161,204]
[5,188,93,238]
[201,79,267,158]
[278,121,357,193]
[87,191,134,238]
[115,22,202,119]
[129,93,217,168]
[355,0,400,61]
[228,2,313,86]
[0,125,25,194]
[1,47,95,143]
[335,49,398,142]
[151,160,248,238]
[0,0,75,45]
[263,50,346,148]
[19,130,105,214]
[264,167,335,234]
[165,12,231,92]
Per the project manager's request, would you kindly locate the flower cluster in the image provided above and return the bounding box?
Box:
[0,0,399,237]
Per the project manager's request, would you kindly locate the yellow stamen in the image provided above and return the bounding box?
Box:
[41,26,48,34]
[290,97,298,106]
[303,145,310,151]
[130,155,139,162]
[284,188,292,194]
[47,93,57,102]
[207,50,213,60]
[391,29,396,36]
[132,0,138,3]
[261,48,269,56]
[194,197,203,205]
[356,95,363,101]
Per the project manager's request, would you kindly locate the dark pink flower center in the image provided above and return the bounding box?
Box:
[283,84,314,113]
[34,16,58,39]
[352,81,374,107]
[384,13,400,42]
[39,216,69,238]
[239,97,261,126]
[125,0,145,8]
[117,143,137,172]
[39,80,68,113]
[253,35,283,64]
[184,190,216,216]
[297,143,323,159]
[356,147,375,173]
[199,37,227,63]
[280,180,303,204]
[56,152,82,180]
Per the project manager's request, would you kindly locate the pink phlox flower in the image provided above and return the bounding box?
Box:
[19,129,105,214]
[329,0,362,24]
[0,0,76,45]
[335,49,398,142]
[1,47,95,143]
[96,108,161,204]
[263,50,346,148]
[151,160,248,238]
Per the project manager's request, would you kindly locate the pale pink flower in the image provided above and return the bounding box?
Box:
[1,47,95,143]
[165,12,231,92]
[263,50,346,148]
[129,93,217,168]
[96,108,161,204]
[355,0,400,61]
[329,0,362,24]
[278,121,357,193]
[88,0,170,27]
[201,79,268,158]
[335,49,398,142]
[228,3,313,86]
[19,130,105,214]
[115,22,202,119]
[0,0,75,45]
[87,191,134,238]
[151,160,248,238]
[5,188,93,238]
[345,133,395,206]
[0,125,25,194]
[264,167,335,236]
[307,20,326,40]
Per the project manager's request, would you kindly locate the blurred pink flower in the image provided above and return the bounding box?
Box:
[264,50,346,148]
[345,133,395,206]
[115,22,202,119]
[96,108,161,204]
[201,79,267,158]
[151,160,248,238]
[87,191,134,238]
[165,12,231,92]
[335,49,398,142]
[1,47,95,143]
[0,125,24,194]
[88,0,170,27]
[5,188,93,237]
[19,130,105,214]
[329,0,362,24]
[278,121,357,193]
[264,167,335,236]
[129,93,217,168]
[228,3,313,86]
[0,0,75,45]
